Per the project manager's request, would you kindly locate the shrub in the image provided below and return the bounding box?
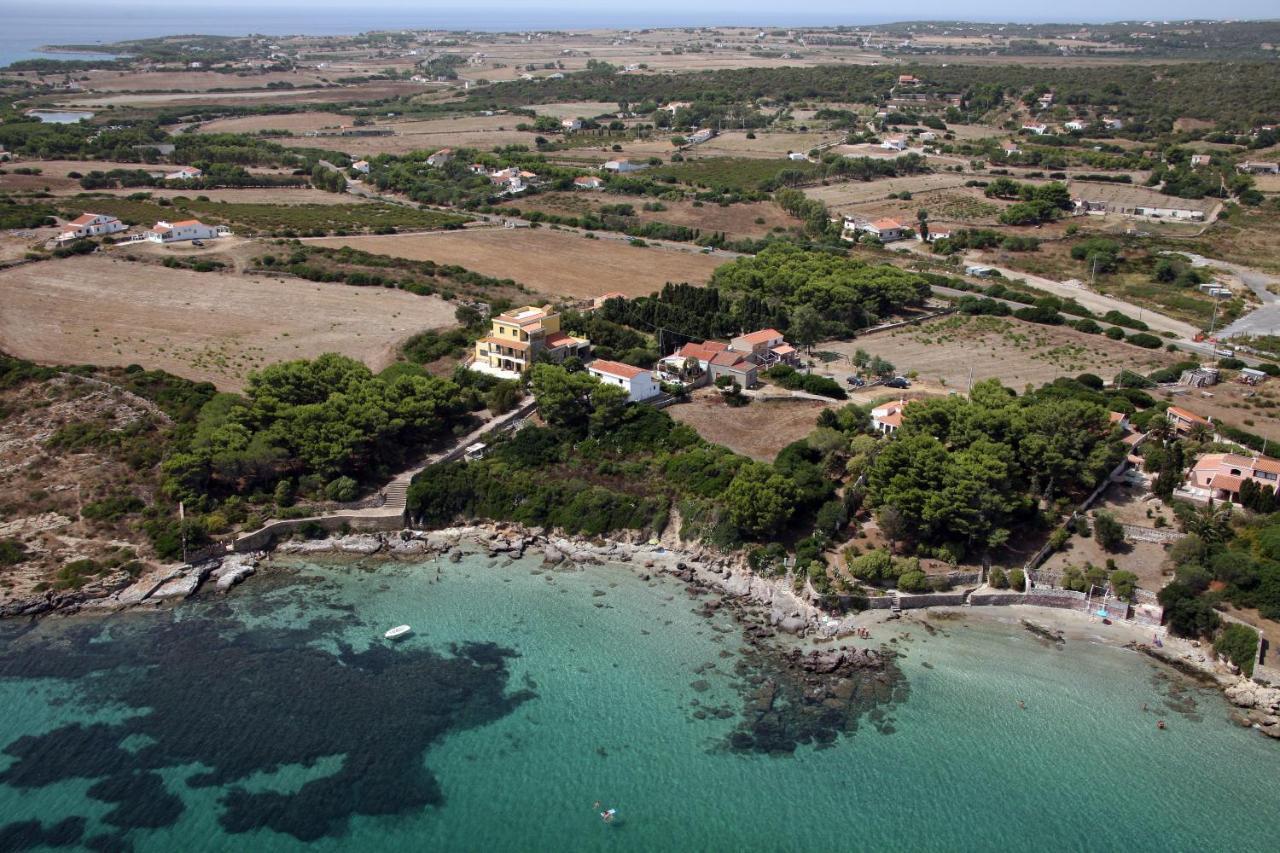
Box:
[1049,527,1071,550]
[1093,511,1124,552]
[325,476,359,502]
[1110,570,1139,600]
[988,566,1009,589]
[1008,569,1026,591]
[1214,623,1258,677]
[0,539,29,566]
[897,569,930,592]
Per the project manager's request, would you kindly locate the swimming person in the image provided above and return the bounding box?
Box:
[602,808,617,823]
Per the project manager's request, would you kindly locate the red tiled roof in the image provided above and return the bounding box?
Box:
[735,328,783,347]
[1109,411,1127,423]
[543,332,580,349]
[871,218,903,230]
[1167,406,1208,424]
[772,344,797,355]
[673,342,725,362]
[590,359,647,380]
[1210,474,1244,492]
[1253,457,1280,476]
[69,213,101,226]
[710,351,750,368]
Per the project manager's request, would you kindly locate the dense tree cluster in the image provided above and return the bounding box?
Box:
[163,354,469,507]
[866,380,1125,559]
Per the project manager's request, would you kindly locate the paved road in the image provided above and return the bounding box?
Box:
[1178,252,1280,339]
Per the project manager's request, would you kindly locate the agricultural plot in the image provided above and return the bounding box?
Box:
[687,130,845,159]
[649,157,822,192]
[498,192,799,241]
[532,102,624,119]
[77,68,328,93]
[1065,181,1219,215]
[668,391,834,462]
[195,111,355,135]
[815,315,1174,391]
[305,227,728,299]
[76,198,465,235]
[0,255,456,390]
[266,114,543,156]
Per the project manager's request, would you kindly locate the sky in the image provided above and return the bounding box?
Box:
[10,0,1274,26]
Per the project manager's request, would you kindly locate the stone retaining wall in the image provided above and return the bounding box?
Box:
[233,513,403,553]
[969,592,1028,607]
[1122,524,1184,544]
[897,592,968,609]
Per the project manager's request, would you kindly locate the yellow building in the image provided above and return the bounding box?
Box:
[473,305,589,376]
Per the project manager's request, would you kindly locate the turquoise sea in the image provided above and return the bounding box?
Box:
[2,551,1280,852]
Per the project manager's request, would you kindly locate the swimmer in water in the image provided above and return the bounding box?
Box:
[1018,700,1026,710]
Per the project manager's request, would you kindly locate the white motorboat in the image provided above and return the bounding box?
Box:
[384,625,412,640]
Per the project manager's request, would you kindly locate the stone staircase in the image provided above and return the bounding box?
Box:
[891,591,902,614]
[383,481,410,513]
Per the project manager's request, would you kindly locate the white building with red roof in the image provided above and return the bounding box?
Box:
[659,340,729,375]
[57,212,126,243]
[871,399,914,435]
[164,166,203,181]
[880,136,908,151]
[574,175,604,189]
[1166,405,1211,436]
[729,328,801,366]
[427,148,455,167]
[587,359,659,402]
[143,219,229,243]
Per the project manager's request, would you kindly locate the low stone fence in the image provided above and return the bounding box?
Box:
[1022,588,1090,611]
[852,309,955,338]
[863,596,896,610]
[233,513,403,553]
[897,592,968,610]
[1122,524,1184,544]
[969,592,1028,607]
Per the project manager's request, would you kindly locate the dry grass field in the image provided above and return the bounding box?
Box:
[306,227,728,299]
[77,69,329,93]
[668,391,834,461]
[1066,181,1219,215]
[86,187,374,205]
[804,174,980,219]
[497,193,798,241]
[815,315,1174,390]
[532,102,623,119]
[58,80,424,108]
[690,130,845,159]
[0,255,456,390]
[195,111,354,135]
[268,114,543,156]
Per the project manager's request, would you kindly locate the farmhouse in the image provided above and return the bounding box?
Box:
[730,328,800,367]
[165,166,202,181]
[1238,161,1280,175]
[897,74,920,85]
[707,351,758,388]
[427,148,455,167]
[587,360,659,402]
[603,158,646,173]
[871,399,913,435]
[1001,141,1021,155]
[472,304,589,377]
[659,340,729,376]
[1183,452,1280,502]
[573,175,605,189]
[1133,205,1206,222]
[1064,120,1086,132]
[1020,123,1048,135]
[1166,405,1212,435]
[57,213,126,243]
[688,128,716,144]
[965,264,996,278]
[143,220,228,243]
[787,151,809,161]
[846,217,908,243]
[1103,118,1125,130]
[1190,154,1213,168]
[561,118,583,131]
[352,160,370,174]
[880,137,907,151]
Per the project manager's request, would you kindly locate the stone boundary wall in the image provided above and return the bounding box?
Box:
[1122,524,1184,544]
[1022,589,1090,611]
[864,596,896,610]
[897,592,968,609]
[233,513,403,553]
[969,592,1027,607]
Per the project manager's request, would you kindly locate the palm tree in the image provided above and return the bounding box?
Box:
[1187,422,1213,444]
[1184,502,1233,544]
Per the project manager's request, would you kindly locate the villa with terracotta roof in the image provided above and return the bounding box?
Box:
[730,328,800,366]
[472,305,589,378]
[143,219,228,243]
[871,400,914,435]
[587,359,659,402]
[1166,405,1212,436]
[659,340,729,376]
[1184,452,1280,503]
[427,148,455,167]
[574,175,605,189]
[57,212,126,243]
[164,166,203,181]
[844,216,907,243]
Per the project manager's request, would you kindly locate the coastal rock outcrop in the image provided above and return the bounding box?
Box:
[212,555,258,592]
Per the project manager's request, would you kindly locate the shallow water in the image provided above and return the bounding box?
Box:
[2,552,1279,852]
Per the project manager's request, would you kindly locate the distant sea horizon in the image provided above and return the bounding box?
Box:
[2,4,1274,69]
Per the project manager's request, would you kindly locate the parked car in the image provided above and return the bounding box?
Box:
[191,240,204,247]
[845,375,865,387]
[885,376,911,389]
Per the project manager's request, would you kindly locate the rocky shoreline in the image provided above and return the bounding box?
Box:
[6,519,1280,742]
